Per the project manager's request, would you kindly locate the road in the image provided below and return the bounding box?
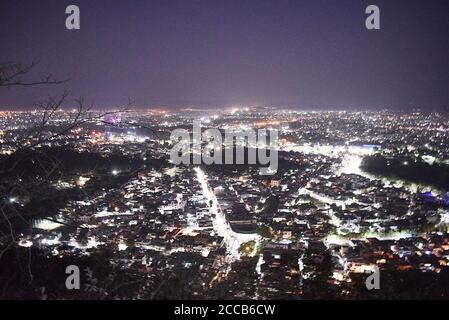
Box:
[195,167,259,263]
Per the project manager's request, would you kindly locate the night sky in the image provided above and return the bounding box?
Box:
[1,0,448,110]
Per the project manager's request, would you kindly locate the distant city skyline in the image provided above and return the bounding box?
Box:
[1,0,449,110]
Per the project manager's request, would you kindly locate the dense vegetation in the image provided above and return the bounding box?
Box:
[361,154,449,190]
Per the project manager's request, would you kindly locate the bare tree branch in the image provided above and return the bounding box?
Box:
[0,62,69,87]
[0,62,132,286]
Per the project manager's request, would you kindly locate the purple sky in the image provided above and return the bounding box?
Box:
[1,0,449,110]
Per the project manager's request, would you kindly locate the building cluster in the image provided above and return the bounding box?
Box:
[2,108,448,298]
